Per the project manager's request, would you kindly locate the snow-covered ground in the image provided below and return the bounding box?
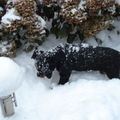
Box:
[1,18,120,120]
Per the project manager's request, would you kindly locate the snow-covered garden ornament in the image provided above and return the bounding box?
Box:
[0,57,24,117]
[32,43,120,85]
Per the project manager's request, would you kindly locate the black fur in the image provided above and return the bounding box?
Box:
[32,43,120,85]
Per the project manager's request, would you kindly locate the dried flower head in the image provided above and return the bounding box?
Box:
[42,0,58,6]
[0,40,16,58]
[61,0,87,24]
[15,0,36,17]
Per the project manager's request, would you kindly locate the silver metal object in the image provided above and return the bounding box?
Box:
[0,93,17,117]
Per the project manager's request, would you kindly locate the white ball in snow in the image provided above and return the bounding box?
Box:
[0,57,24,98]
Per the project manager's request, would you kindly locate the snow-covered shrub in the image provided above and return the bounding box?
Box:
[36,0,78,43]
[61,0,115,38]
[3,0,46,41]
[1,7,22,32]
[61,0,87,24]
[0,40,16,58]
[0,0,18,58]
[14,0,46,43]
[0,0,46,57]
[35,0,117,42]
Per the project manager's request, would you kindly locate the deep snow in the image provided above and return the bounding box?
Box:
[0,18,120,120]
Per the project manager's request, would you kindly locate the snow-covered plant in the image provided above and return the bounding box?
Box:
[1,7,22,32]
[36,0,80,43]
[61,0,87,24]
[61,0,116,38]
[2,0,46,41]
[0,0,17,58]
[0,0,46,57]
[36,0,117,42]
[77,16,114,38]
[14,0,46,42]
[0,40,16,58]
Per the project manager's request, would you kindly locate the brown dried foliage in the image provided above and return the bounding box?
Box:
[2,0,45,41]
[61,1,87,24]
[61,0,115,38]
[15,0,36,17]
[0,41,16,58]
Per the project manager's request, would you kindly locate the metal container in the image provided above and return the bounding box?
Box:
[0,93,17,117]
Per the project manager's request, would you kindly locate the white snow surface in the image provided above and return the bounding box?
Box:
[78,0,86,10]
[0,57,25,98]
[0,7,3,11]
[1,19,120,120]
[116,0,120,5]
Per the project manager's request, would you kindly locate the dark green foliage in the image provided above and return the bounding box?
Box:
[67,34,76,43]
[36,4,85,43]
[50,16,85,42]
[24,45,34,52]
[36,4,61,20]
